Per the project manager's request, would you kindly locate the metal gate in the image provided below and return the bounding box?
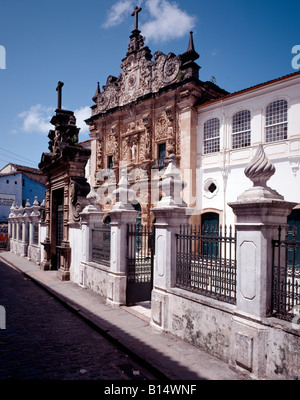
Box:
[126,224,155,305]
[272,226,300,321]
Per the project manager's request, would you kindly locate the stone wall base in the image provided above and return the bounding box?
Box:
[106,273,127,307]
[152,289,300,380]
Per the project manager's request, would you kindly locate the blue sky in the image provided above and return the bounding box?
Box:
[0,0,299,171]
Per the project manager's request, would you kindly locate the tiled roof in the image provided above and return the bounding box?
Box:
[197,70,300,108]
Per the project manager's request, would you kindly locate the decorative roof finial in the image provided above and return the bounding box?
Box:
[56,81,64,110]
[237,145,284,200]
[244,144,275,187]
[112,169,135,210]
[187,31,195,52]
[131,5,142,31]
[92,82,101,103]
[157,154,187,207]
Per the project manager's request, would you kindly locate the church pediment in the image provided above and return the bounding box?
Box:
[91,8,200,116]
[92,47,196,115]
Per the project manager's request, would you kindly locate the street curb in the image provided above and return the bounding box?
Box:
[0,254,170,381]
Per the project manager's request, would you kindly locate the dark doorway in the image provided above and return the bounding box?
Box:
[287,209,300,268]
[51,189,64,270]
[126,222,155,305]
[158,143,166,170]
[201,212,220,257]
[131,200,142,251]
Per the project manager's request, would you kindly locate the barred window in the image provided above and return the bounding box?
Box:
[33,224,39,245]
[265,99,288,143]
[19,223,22,239]
[204,118,220,154]
[232,110,251,149]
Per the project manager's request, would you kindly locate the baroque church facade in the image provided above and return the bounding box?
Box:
[34,7,300,278]
[85,7,228,226]
[84,8,300,231]
[8,7,300,380]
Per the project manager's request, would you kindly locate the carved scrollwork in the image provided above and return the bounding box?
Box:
[106,127,119,163]
[96,90,111,112]
[97,140,103,169]
[155,113,169,141]
[162,54,180,84]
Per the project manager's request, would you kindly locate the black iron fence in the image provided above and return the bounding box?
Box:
[33,224,39,245]
[91,223,111,266]
[272,226,300,322]
[176,224,237,304]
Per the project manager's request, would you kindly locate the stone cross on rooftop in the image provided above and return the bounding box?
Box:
[131,5,142,31]
[56,81,64,110]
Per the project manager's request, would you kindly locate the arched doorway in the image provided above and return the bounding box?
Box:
[104,215,111,226]
[131,200,142,227]
[201,212,219,230]
[201,212,220,257]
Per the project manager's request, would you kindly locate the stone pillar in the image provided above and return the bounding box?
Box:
[228,145,297,377]
[151,155,190,331]
[15,205,26,257]
[8,202,16,252]
[107,170,138,307]
[39,199,47,264]
[40,186,51,271]
[79,188,104,286]
[28,197,41,264]
[19,199,31,258]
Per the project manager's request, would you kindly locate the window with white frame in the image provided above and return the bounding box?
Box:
[232,110,251,149]
[203,118,220,154]
[265,99,288,143]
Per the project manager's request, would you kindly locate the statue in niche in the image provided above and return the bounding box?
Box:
[113,140,119,164]
[131,142,137,161]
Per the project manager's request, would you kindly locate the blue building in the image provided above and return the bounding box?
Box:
[0,164,46,222]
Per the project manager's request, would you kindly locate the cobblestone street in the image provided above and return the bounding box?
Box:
[0,261,156,380]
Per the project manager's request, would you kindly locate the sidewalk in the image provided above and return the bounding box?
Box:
[0,251,251,381]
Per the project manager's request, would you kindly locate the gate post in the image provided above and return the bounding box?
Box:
[151,155,190,332]
[79,191,104,286]
[228,145,296,377]
[107,170,138,307]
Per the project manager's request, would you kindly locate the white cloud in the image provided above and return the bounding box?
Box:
[103,0,195,43]
[18,104,91,136]
[74,106,91,136]
[142,0,196,43]
[103,0,134,28]
[18,104,53,134]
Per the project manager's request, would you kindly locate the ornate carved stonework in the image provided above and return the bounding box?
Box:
[39,82,91,277]
[122,137,130,164]
[162,53,181,84]
[155,113,169,142]
[139,128,151,162]
[91,26,200,116]
[120,119,149,165]
[97,140,103,170]
[106,126,119,164]
[85,8,228,225]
